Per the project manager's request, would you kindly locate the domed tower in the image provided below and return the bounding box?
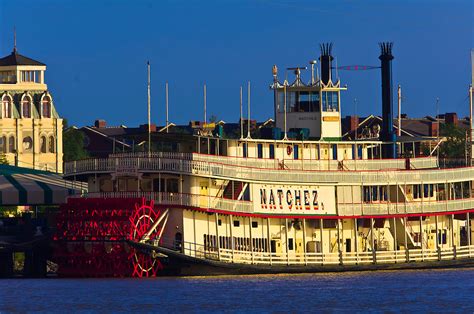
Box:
[0,42,63,172]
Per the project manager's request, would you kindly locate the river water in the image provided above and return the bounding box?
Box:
[1,268,473,313]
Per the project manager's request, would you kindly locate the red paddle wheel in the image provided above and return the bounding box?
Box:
[53,197,164,277]
[129,200,164,277]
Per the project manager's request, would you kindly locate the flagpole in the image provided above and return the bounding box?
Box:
[147,61,151,155]
[240,86,243,139]
[166,82,169,133]
[247,81,251,139]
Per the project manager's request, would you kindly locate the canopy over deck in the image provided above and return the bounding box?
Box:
[0,165,86,205]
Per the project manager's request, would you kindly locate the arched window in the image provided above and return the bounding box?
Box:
[40,136,47,153]
[48,136,55,153]
[1,136,6,153]
[21,95,32,118]
[2,94,12,118]
[41,95,51,118]
[8,136,15,153]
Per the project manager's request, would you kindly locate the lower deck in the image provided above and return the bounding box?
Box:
[158,208,474,268]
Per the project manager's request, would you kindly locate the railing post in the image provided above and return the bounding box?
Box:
[451,214,456,260]
[370,218,376,264]
[302,218,307,266]
[230,214,234,263]
[266,217,272,266]
[354,218,359,265]
[435,215,440,261]
[285,218,289,266]
[467,212,471,258]
[320,218,324,266]
[215,213,220,261]
[249,217,254,265]
[337,218,343,266]
[404,216,409,262]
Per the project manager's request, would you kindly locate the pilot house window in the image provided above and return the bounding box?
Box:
[322,91,339,112]
[277,91,320,113]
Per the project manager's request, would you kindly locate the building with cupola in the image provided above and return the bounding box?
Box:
[0,44,63,172]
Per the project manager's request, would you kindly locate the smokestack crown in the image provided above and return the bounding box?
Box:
[379,42,394,60]
[319,42,334,85]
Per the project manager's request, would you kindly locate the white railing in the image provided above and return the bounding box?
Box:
[64,155,474,186]
[81,191,254,214]
[76,191,474,217]
[167,237,474,266]
[338,198,474,216]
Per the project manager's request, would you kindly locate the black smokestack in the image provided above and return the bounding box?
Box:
[379,42,396,158]
[319,43,333,85]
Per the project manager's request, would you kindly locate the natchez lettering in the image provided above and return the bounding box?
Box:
[259,188,323,211]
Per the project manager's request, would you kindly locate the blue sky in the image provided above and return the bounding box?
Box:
[1,0,473,127]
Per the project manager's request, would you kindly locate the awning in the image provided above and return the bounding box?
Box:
[0,165,87,205]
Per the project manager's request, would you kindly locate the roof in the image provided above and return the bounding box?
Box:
[0,164,86,205]
[0,50,45,67]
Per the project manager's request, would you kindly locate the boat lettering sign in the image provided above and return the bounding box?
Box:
[252,185,336,215]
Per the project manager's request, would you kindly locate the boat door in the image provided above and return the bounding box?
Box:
[200,181,209,208]
[296,238,304,261]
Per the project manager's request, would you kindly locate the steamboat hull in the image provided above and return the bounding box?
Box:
[130,241,474,276]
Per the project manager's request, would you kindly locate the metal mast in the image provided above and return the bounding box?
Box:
[398,85,402,137]
[166,82,169,133]
[147,61,151,155]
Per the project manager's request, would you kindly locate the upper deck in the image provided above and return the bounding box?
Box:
[63,150,472,186]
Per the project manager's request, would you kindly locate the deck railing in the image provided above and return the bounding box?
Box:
[65,154,473,185]
[338,198,474,216]
[77,191,474,216]
[158,237,474,266]
[80,191,254,214]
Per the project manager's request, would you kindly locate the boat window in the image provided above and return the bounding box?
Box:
[288,238,294,250]
[233,220,240,227]
[322,91,339,112]
[293,145,299,160]
[242,143,247,158]
[166,178,179,193]
[251,221,258,228]
[257,143,263,159]
[269,144,275,159]
[277,91,320,113]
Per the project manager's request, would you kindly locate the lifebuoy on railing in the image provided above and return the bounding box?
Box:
[287,146,293,156]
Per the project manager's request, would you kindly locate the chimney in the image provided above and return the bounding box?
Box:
[429,121,439,137]
[94,119,106,128]
[319,43,333,85]
[445,112,458,126]
[140,123,157,132]
[343,115,359,134]
[379,42,396,158]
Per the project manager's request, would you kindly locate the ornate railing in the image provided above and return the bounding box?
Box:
[75,191,474,216]
[158,237,474,266]
[65,154,474,185]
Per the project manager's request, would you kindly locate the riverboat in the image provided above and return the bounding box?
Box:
[59,43,474,276]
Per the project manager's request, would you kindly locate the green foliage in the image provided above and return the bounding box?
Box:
[63,128,89,162]
[0,153,8,165]
[439,123,467,159]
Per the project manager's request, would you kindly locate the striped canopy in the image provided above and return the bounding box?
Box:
[0,165,86,205]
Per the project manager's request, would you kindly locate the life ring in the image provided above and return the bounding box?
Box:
[287,145,293,155]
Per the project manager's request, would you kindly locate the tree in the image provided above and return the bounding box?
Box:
[439,123,467,159]
[63,119,89,161]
